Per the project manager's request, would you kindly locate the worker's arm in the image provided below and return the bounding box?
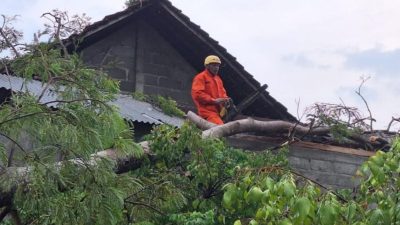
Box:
[220,86,228,99]
[216,76,229,104]
[192,76,217,105]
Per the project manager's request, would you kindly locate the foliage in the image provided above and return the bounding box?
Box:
[0,12,141,225]
[1,9,400,225]
[168,210,215,225]
[132,91,185,118]
[218,139,400,225]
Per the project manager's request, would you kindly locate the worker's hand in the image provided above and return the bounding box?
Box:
[214,98,230,105]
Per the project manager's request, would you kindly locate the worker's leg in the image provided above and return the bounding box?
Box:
[205,114,224,125]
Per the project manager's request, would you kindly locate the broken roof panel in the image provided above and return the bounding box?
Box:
[0,74,184,127]
[111,95,183,126]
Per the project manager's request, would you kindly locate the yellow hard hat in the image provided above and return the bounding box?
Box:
[204,55,221,66]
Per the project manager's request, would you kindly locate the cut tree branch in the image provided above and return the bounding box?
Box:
[188,111,331,139]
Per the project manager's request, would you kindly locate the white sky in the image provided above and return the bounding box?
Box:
[2,0,400,130]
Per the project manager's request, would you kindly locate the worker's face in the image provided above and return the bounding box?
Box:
[206,63,220,75]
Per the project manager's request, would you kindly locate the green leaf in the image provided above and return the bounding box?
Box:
[279,218,293,225]
[345,202,357,222]
[368,161,385,183]
[294,197,311,221]
[319,203,338,225]
[222,189,235,209]
[249,219,259,225]
[246,186,264,204]
[255,207,267,220]
[283,180,295,197]
[264,177,275,190]
[369,209,384,225]
[233,220,242,225]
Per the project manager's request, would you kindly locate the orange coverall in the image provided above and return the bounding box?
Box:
[191,69,228,125]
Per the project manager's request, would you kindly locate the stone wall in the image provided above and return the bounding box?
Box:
[80,19,197,111]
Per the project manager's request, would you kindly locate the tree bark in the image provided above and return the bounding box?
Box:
[186,111,330,138]
[186,111,215,130]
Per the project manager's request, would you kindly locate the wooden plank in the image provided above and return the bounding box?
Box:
[229,134,375,157]
[292,141,375,157]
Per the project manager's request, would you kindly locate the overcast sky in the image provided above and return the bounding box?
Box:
[2,0,400,130]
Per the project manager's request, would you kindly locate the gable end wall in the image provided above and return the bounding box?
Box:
[80,19,197,111]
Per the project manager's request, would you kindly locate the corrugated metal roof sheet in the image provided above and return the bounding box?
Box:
[0,74,184,127]
[0,73,58,107]
[111,95,183,126]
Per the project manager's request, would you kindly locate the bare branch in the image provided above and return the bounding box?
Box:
[0,15,22,57]
[41,11,69,58]
[355,76,374,131]
[40,10,91,57]
[295,98,302,121]
[305,102,369,130]
[387,117,400,132]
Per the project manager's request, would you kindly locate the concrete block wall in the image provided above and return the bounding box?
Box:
[135,20,196,110]
[226,135,374,190]
[81,19,197,111]
[289,143,373,189]
[81,21,137,93]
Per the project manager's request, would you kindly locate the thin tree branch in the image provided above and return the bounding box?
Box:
[0,132,27,154]
[36,77,55,103]
[125,200,166,216]
[41,98,111,109]
[289,169,348,203]
[0,111,59,127]
[7,143,15,167]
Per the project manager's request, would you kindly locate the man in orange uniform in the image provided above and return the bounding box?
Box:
[191,55,230,125]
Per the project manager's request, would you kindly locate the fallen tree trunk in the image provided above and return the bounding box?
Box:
[0,142,152,208]
[186,111,216,130]
[186,111,330,138]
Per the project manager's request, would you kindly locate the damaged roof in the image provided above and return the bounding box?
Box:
[66,0,297,122]
[0,74,183,126]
